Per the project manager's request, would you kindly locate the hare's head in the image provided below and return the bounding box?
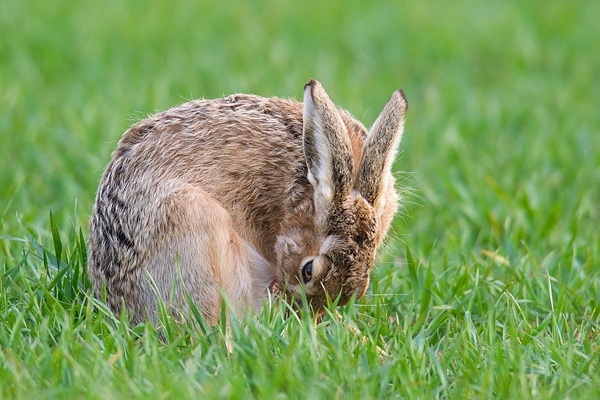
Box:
[273,79,408,313]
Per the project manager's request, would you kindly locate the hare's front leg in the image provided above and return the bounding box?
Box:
[143,185,255,325]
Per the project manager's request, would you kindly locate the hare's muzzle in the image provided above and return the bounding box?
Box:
[268,278,279,294]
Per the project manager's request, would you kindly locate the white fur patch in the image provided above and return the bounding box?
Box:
[243,240,276,312]
[319,235,341,255]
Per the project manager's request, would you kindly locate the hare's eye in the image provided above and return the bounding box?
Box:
[301,260,313,284]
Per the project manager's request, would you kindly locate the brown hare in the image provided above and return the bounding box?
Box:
[88,79,408,325]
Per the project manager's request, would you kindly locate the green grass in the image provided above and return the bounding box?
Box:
[1,0,599,398]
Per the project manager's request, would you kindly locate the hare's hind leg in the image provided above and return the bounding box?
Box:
[142,185,254,325]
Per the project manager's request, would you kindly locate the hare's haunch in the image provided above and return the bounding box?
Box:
[88,79,408,325]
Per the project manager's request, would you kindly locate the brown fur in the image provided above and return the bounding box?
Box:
[88,79,408,324]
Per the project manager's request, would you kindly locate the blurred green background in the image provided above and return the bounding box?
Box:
[1,0,599,258]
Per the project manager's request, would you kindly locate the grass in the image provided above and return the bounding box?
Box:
[1,0,599,398]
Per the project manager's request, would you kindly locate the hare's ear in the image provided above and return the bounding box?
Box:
[356,89,408,209]
[303,79,354,223]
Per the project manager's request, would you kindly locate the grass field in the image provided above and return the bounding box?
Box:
[1,0,599,398]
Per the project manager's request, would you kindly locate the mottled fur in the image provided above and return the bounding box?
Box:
[88,79,408,325]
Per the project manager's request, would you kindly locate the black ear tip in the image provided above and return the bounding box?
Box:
[304,79,319,91]
[395,88,408,109]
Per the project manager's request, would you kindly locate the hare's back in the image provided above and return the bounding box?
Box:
[114,95,305,180]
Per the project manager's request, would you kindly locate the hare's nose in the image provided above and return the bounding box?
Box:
[355,277,370,298]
